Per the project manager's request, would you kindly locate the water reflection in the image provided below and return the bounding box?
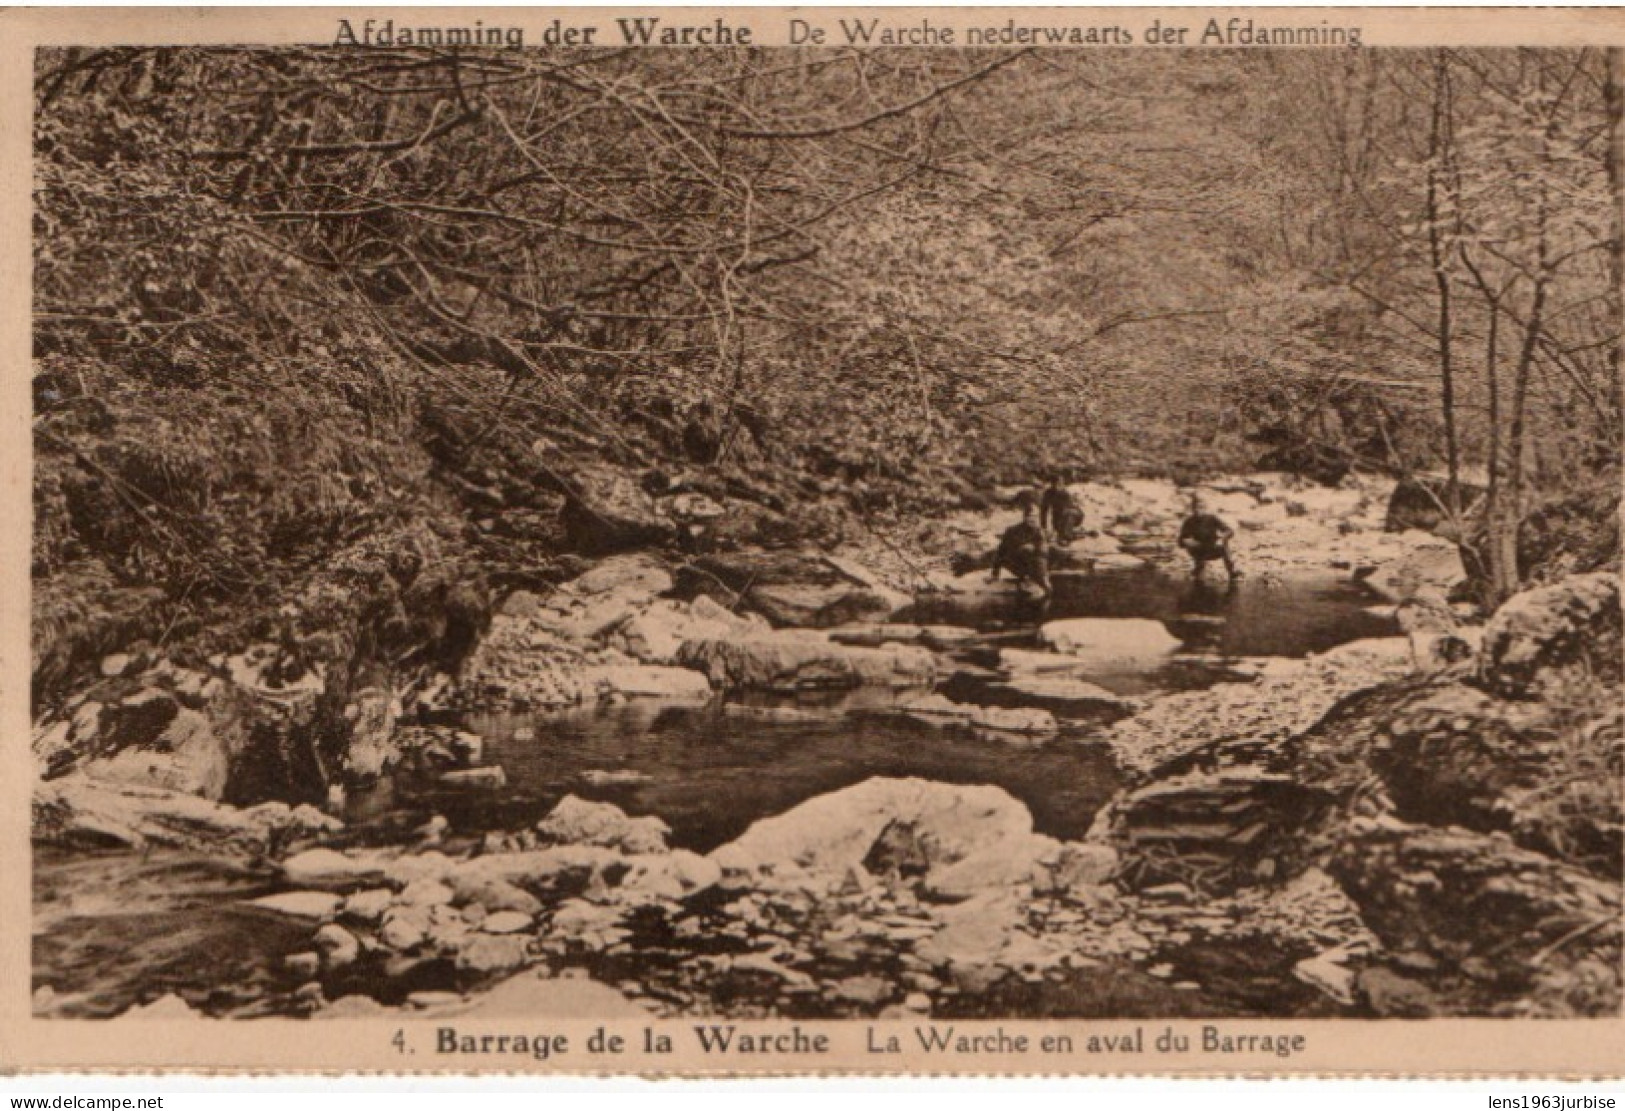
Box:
[393,698,1123,851]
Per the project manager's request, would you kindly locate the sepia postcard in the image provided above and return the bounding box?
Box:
[4,5,1625,1078]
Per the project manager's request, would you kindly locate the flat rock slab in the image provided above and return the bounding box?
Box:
[582,664,712,700]
[999,647,1110,675]
[930,572,1045,598]
[480,911,535,935]
[521,554,676,644]
[1088,553,1150,571]
[32,775,341,855]
[1360,536,1467,603]
[898,693,1058,736]
[536,795,670,854]
[1040,617,1182,662]
[282,848,386,889]
[247,891,343,919]
[828,624,977,649]
[1477,572,1622,698]
[993,675,1131,706]
[440,766,508,789]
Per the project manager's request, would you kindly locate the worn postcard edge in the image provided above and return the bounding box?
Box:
[2,5,1623,1079]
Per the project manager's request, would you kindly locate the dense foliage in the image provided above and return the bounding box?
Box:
[32,46,1622,702]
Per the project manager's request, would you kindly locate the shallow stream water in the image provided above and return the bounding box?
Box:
[33,568,1395,1018]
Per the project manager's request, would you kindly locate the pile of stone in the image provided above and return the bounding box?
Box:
[253,795,717,1013]
[458,555,717,708]
[677,632,936,693]
[1097,573,1624,1017]
[1105,769,1332,893]
[677,552,909,629]
[247,780,1146,1019]
[459,550,934,704]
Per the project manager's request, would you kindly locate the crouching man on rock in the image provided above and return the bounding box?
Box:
[990,503,1052,598]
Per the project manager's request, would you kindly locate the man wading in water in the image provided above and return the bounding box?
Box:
[1178,493,1242,582]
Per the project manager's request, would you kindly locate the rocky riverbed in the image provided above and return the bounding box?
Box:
[31,473,1621,1020]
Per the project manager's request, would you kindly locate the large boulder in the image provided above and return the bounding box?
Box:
[342,685,400,783]
[1329,819,1621,1016]
[33,639,375,806]
[457,619,595,708]
[614,850,722,904]
[78,700,231,799]
[1477,573,1622,700]
[1281,654,1621,868]
[535,795,671,854]
[464,571,718,707]
[677,630,935,691]
[679,552,907,629]
[32,658,306,802]
[447,845,621,899]
[711,777,1055,898]
[1102,635,1414,775]
[1357,682,1576,833]
[282,847,388,889]
[559,464,675,555]
[1360,534,1467,603]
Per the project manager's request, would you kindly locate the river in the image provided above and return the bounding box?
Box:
[33,568,1395,1018]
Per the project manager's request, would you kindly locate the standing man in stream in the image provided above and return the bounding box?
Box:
[1040,473,1084,545]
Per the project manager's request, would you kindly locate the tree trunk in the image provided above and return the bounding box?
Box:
[1499,165,1554,605]
[1481,299,1521,603]
[1427,52,1463,518]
